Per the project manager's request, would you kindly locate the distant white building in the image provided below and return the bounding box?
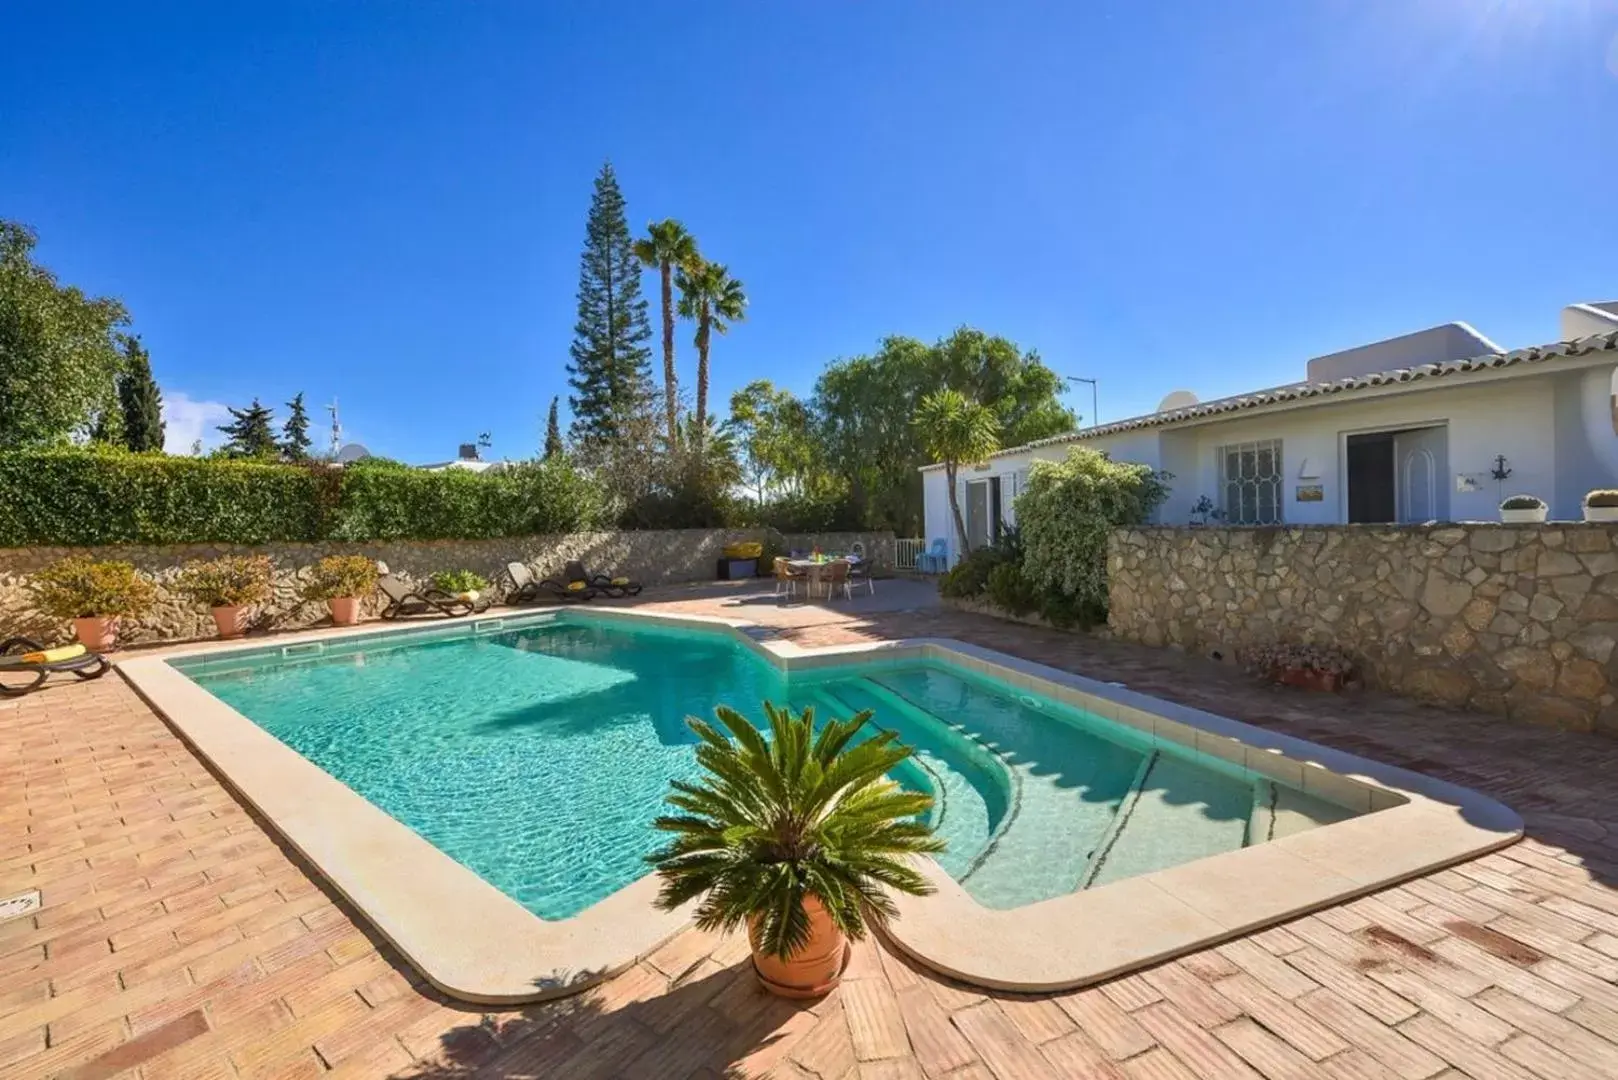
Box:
[920,302,1618,564]
[420,443,508,474]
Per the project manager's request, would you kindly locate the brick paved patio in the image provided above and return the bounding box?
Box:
[7,584,1618,1078]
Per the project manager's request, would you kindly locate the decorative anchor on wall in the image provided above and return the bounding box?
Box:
[1491,454,1513,505]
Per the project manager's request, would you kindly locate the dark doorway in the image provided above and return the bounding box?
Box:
[1346,433,1396,523]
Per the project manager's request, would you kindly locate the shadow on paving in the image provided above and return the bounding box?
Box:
[397,959,816,1080]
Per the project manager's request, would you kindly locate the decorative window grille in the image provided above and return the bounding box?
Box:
[1219,440,1283,525]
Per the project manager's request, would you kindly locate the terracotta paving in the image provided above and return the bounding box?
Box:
[7,584,1618,1078]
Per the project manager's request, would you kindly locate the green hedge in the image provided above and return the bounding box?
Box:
[0,449,611,546]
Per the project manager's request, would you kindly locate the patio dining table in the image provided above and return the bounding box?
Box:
[784,556,860,599]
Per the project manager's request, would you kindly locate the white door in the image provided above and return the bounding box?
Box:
[1394,426,1449,523]
[965,481,991,550]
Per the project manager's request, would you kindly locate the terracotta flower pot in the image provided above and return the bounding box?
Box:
[327,596,362,626]
[748,895,848,998]
[73,616,118,651]
[210,605,251,640]
[1273,666,1345,693]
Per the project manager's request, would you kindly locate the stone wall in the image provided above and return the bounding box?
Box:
[1107,524,1618,734]
[0,529,894,646]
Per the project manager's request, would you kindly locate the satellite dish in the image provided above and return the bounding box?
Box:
[1157,389,1199,413]
[336,443,372,463]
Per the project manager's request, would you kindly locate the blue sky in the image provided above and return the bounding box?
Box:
[4,2,1616,462]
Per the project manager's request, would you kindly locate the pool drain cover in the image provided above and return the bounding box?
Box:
[0,890,41,922]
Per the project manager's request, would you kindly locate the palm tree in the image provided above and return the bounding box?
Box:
[676,259,746,452]
[632,220,699,448]
[914,388,1000,556]
[648,702,941,984]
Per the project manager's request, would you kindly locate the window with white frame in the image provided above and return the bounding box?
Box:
[1219,439,1283,525]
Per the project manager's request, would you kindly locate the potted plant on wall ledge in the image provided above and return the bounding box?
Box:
[177,555,274,639]
[305,555,379,626]
[649,701,943,998]
[30,557,156,650]
[430,569,488,605]
[1500,495,1548,524]
[1584,490,1618,524]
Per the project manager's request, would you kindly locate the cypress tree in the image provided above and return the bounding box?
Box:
[281,392,312,461]
[217,398,277,458]
[566,162,654,447]
[544,396,564,459]
[117,335,165,452]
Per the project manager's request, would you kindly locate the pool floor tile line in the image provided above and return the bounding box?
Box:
[7,583,1618,1077]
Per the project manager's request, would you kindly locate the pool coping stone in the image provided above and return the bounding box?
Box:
[117,605,1522,1001]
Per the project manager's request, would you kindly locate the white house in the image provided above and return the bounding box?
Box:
[921,302,1618,563]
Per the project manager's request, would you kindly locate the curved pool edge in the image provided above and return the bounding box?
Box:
[119,605,1525,1001]
[118,648,694,1006]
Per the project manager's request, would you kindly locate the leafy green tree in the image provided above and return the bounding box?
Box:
[679,412,742,492]
[280,392,312,461]
[726,379,821,502]
[914,388,1000,555]
[0,220,131,448]
[676,259,746,451]
[89,405,124,448]
[217,399,277,459]
[814,328,1073,532]
[633,219,700,447]
[567,162,655,447]
[544,396,564,459]
[117,335,164,453]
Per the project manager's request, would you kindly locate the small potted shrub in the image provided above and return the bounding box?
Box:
[649,702,942,998]
[1584,490,1618,523]
[1500,494,1548,524]
[1245,643,1355,693]
[177,555,274,639]
[430,570,488,604]
[29,557,156,650]
[305,555,379,626]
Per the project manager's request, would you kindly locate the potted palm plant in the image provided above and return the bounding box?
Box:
[649,702,942,998]
[1585,490,1618,524]
[176,555,274,639]
[305,555,379,625]
[29,557,156,650]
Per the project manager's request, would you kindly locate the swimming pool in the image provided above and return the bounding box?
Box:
[133,607,1521,1000]
[174,612,1359,920]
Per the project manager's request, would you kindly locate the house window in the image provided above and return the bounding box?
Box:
[1219,439,1283,525]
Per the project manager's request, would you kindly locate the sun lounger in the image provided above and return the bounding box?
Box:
[576,561,642,597]
[506,561,595,603]
[377,575,488,619]
[0,637,110,696]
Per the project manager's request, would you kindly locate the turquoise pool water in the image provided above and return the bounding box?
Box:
[176,614,1356,919]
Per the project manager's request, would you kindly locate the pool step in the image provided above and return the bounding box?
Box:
[1083,752,1254,889]
[1249,779,1358,842]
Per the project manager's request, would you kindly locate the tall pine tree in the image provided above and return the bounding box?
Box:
[117,335,165,452]
[544,396,564,459]
[280,392,312,461]
[566,162,653,447]
[217,398,277,458]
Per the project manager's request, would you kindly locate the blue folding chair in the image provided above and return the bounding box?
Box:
[917,538,950,574]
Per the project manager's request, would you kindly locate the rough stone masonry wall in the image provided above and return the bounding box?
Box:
[1107,524,1618,735]
[0,528,894,646]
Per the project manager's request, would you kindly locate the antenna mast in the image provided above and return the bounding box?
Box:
[326,399,342,457]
